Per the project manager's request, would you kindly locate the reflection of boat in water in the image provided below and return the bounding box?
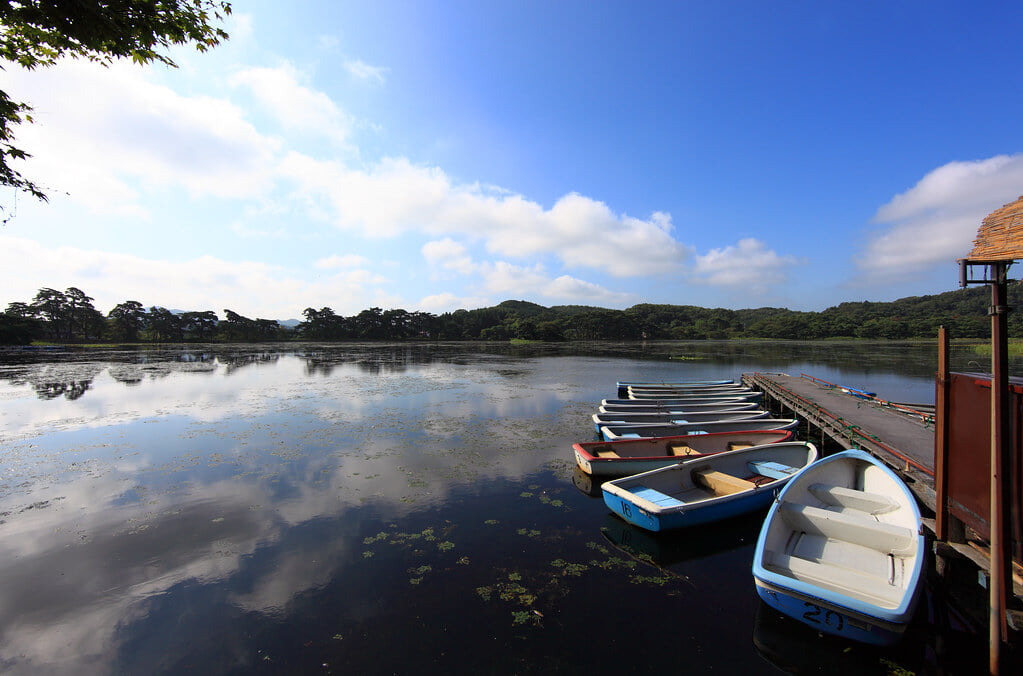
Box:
[571,466,605,497]
[599,511,763,568]
[752,600,927,675]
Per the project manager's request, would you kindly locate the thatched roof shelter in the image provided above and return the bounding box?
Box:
[967,195,1023,262]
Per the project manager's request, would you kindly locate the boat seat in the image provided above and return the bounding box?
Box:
[596,450,620,459]
[629,485,686,508]
[693,469,756,495]
[727,442,754,451]
[668,443,700,457]
[762,551,905,608]
[807,483,900,514]
[778,503,916,555]
[747,460,797,480]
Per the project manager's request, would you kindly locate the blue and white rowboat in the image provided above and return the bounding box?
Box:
[592,409,768,432]
[600,418,799,441]
[601,441,818,532]
[752,449,925,646]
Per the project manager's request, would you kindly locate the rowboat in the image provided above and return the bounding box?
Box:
[752,449,924,645]
[601,441,818,531]
[602,397,760,408]
[627,385,754,396]
[574,429,794,476]
[599,401,761,413]
[628,390,763,402]
[616,379,736,390]
[600,418,799,441]
[592,409,768,432]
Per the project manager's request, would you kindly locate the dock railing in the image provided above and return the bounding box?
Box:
[799,373,936,425]
[747,373,935,478]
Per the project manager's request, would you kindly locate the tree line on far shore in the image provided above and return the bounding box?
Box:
[2,284,1021,346]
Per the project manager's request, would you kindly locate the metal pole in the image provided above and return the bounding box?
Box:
[989,262,1011,675]
[936,326,950,541]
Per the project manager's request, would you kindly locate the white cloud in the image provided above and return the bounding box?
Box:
[314,254,371,269]
[5,59,279,212]
[417,292,491,313]
[230,63,352,144]
[422,238,476,275]
[691,238,800,288]
[0,236,389,318]
[546,275,635,305]
[859,155,1023,277]
[478,261,633,305]
[419,238,634,305]
[279,155,689,278]
[343,58,388,84]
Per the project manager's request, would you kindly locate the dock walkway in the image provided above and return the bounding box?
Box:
[742,372,937,511]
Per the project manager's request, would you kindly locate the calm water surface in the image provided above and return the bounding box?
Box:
[0,341,1008,674]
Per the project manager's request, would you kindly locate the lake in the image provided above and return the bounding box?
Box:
[0,340,1007,674]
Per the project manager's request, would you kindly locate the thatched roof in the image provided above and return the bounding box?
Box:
[967,195,1023,261]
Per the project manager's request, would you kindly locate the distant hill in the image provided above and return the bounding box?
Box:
[5,283,1020,345]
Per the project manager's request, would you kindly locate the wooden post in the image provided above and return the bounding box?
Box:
[989,262,1011,675]
[935,326,950,540]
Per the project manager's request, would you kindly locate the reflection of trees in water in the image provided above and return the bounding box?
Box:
[9,362,107,400]
[34,379,92,400]
[301,352,346,377]
[299,344,445,376]
[1,341,1020,402]
[219,351,281,374]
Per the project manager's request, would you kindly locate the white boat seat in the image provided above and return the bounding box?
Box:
[762,551,905,608]
[778,503,916,555]
[807,483,900,514]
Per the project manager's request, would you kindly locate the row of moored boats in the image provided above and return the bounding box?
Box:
[572,378,925,647]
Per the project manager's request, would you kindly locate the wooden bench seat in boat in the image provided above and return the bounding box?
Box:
[667,443,700,457]
[595,449,620,458]
[777,503,916,555]
[807,483,899,514]
[693,469,756,495]
[761,551,905,608]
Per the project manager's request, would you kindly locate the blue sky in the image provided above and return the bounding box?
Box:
[1,1,1022,320]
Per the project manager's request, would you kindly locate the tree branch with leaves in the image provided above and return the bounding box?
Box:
[0,0,232,202]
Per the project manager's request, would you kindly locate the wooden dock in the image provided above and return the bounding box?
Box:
[742,372,937,512]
